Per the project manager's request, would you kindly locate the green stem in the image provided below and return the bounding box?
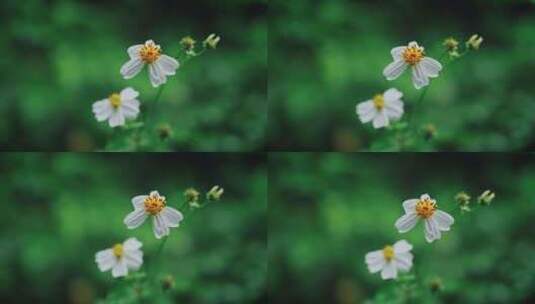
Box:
[146,236,168,285]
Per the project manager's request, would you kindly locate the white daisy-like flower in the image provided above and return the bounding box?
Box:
[395,194,454,243]
[120,40,180,87]
[356,88,404,129]
[124,190,184,239]
[92,87,140,128]
[365,240,413,280]
[95,237,143,278]
[383,41,443,89]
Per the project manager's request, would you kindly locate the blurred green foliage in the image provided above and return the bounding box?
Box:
[269,153,535,303]
[268,0,535,151]
[0,0,266,151]
[0,153,266,303]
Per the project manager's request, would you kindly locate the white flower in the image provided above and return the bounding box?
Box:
[92,87,140,128]
[95,237,143,278]
[365,240,413,280]
[383,41,442,89]
[395,194,454,243]
[120,40,180,87]
[356,88,404,129]
[124,190,184,239]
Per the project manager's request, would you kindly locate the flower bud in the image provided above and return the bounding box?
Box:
[180,36,196,52]
[443,37,459,52]
[422,124,437,141]
[466,34,483,50]
[203,34,221,49]
[161,275,175,291]
[429,277,443,293]
[206,185,224,201]
[184,188,201,208]
[157,124,173,140]
[477,190,495,206]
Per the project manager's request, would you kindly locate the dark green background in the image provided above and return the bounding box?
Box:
[268,0,535,151]
[0,153,266,303]
[269,153,535,303]
[0,0,266,151]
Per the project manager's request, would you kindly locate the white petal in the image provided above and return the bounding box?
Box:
[393,240,412,253]
[120,58,144,79]
[424,217,441,243]
[395,212,419,233]
[123,249,143,270]
[372,112,389,129]
[395,252,413,272]
[152,214,169,239]
[390,46,406,60]
[357,100,377,123]
[380,262,397,280]
[384,100,404,120]
[149,190,160,197]
[95,249,116,272]
[149,62,167,87]
[120,87,139,100]
[420,57,442,78]
[108,110,125,128]
[120,100,140,119]
[408,41,420,49]
[131,195,148,209]
[383,60,408,81]
[124,208,148,229]
[420,194,431,200]
[92,99,113,122]
[161,207,183,228]
[127,44,143,58]
[123,237,142,251]
[402,199,418,214]
[411,64,429,89]
[365,250,385,273]
[111,259,128,278]
[383,88,403,102]
[157,54,179,75]
[433,210,454,231]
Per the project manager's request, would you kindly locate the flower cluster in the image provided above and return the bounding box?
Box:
[365,193,454,280]
[356,35,483,131]
[91,34,220,130]
[94,186,223,278]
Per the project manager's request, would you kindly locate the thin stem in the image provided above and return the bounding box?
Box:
[146,236,169,285]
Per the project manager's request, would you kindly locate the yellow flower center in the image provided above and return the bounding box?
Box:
[139,42,161,64]
[383,245,395,261]
[415,198,437,218]
[112,244,123,258]
[373,94,385,110]
[403,46,424,65]
[144,195,166,215]
[109,93,121,109]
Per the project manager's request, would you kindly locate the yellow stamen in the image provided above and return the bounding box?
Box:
[139,41,161,64]
[109,93,121,109]
[144,194,166,215]
[403,45,424,65]
[383,245,395,261]
[373,94,385,110]
[112,244,123,258]
[415,197,437,218]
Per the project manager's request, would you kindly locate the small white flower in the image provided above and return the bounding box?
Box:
[95,237,143,278]
[395,194,454,243]
[383,41,442,89]
[120,40,180,87]
[365,240,413,280]
[124,190,184,239]
[92,87,140,128]
[356,88,404,129]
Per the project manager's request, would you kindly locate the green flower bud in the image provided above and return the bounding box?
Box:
[184,188,201,208]
[478,190,495,206]
[206,185,224,201]
[203,34,221,49]
[466,34,484,50]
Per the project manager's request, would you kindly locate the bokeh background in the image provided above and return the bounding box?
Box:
[0,153,266,303]
[268,0,535,151]
[0,0,266,151]
[269,153,535,303]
